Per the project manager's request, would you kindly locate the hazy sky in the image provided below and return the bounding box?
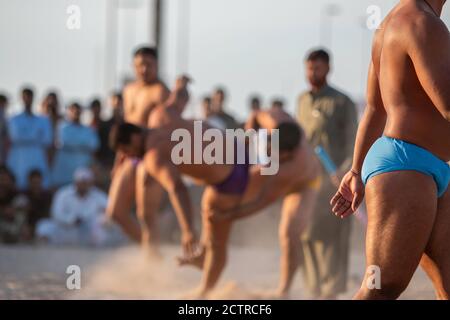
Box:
[1,0,449,120]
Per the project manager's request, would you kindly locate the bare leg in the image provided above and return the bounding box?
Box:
[135,162,165,257]
[192,187,240,297]
[277,189,317,297]
[420,188,450,300]
[354,171,437,300]
[106,159,141,242]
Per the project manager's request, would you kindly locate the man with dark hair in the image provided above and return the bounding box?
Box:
[211,87,238,129]
[51,103,99,187]
[249,95,262,112]
[40,91,62,163]
[201,96,213,119]
[297,48,358,299]
[7,87,52,190]
[0,93,9,164]
[331,0,450,300]
[306,49,330,64]
[89,98,103,130]
[134,46,158,60]
[271,99,284,110]
[107,45,170,249]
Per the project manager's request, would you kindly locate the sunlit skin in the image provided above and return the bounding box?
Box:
[331,0,450,300]
[178,108,321,299]
[106,51,170,256]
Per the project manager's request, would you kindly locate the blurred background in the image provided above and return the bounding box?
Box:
[0,0,448,300]
[2,0,449,120]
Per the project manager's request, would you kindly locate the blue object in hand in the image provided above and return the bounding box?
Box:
[315,146,337,175]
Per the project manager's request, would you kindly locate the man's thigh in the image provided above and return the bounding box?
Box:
[106,159,137,216]
[364,171,438,285]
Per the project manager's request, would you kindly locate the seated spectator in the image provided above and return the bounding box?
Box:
[24,169,52,237]
[36,168,123,246]
[51,103,99,187]
[0,166,29,243]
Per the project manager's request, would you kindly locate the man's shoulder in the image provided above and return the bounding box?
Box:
[386,5,447,42]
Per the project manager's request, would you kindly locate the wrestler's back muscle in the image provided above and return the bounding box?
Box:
[375,3,450,160]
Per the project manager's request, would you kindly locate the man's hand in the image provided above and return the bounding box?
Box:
[181,230,198,258]
[330,170,365,218]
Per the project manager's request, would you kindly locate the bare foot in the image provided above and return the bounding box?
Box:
[176,248,205,270]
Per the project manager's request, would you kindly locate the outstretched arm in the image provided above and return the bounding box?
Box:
[331,54,387,218]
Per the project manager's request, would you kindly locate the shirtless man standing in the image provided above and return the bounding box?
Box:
[331,0,450,299]
[107,47,169,252]
[182,109,322,298]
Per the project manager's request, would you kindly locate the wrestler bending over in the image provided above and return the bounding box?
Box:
[180,108,322,298]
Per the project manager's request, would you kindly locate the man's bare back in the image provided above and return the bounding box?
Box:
[144,118,235,187]
[375,0,450,160]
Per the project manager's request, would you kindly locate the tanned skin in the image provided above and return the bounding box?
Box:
[107,49,170,256]
[180,108,321,298]
[331,0,450,299]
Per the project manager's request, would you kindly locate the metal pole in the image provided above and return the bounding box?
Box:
[154,0,162,48]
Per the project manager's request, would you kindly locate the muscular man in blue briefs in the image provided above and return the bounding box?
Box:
[331,0,450,299]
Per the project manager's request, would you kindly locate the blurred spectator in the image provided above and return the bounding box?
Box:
[24,169,52,237]
[202,95,228,130]
[41,91,62,164]
[211,87,239,129]
[0,93,9,164]
[249,95,262,112]
[93,92,123,167]
[51,103,99,188]
[271,98,285,110]
[89,98,103,130]
[91,93,124,190]
[297,48,357,299]
[36,168,121,246]
[7,87,52,190]
[41,91,62,142]
[201,96,213,119]
[0,166,29,243]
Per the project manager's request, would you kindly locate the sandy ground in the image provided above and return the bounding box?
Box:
[0,242,436,300]
[0,194,437,300]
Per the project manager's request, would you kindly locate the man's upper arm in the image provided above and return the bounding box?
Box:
[409,17,450,119]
